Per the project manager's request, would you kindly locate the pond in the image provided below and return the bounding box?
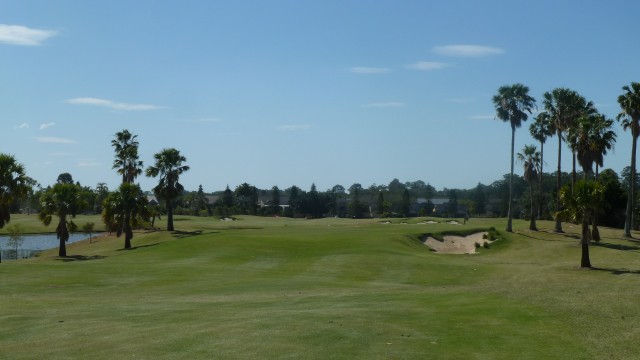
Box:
[0,233,100,261]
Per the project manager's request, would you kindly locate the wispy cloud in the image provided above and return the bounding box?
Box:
[406,61,449,71]
[0,24,58,46]
[468,115,494,120]
[349,67,390,74]
[78,161,100,167]
[40,122,55,130]
[36,136,77,144]
[362,102,406,108]
[65,97,162,111]
[433,45,504,57]
[277,124,311,131]
[14,122,29,129]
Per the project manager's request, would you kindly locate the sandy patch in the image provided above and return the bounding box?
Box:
[424,232,489,254]
[417,220,439,224]
[447,220,460,225]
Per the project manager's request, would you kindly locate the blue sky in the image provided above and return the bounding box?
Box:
[2,0,640,193]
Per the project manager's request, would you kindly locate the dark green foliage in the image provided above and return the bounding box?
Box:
[38,182,87,256]
[0,154,30,228]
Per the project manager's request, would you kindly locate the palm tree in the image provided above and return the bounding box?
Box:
[112,129,143,184]
[493,83,536,232]
[146,148,189,231]
[529,113,553,219]
[102,183,149,249]
[566,100,597,186]
[566,107,616,242]
[556,180,604,268]
[542,88,585,232]
[38,183,86,257]
[0,154,30,229]
[617,82,640,237]
[517,145,540,230]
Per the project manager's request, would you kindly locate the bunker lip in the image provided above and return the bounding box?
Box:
[423,232,491,254]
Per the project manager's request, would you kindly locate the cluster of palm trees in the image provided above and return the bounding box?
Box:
[0,130,190,257]
[494,82,640,267]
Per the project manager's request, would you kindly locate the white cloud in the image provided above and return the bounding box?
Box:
[349,67,390,74]
[433,45,504,57]
[36,136,77,144]
[65,97,162,111]
[40,122,55,130]
[0,24,58,46]
[277,124,311,131]
[14,123,29,129]
[362,102,406,108]
[406,61,449,71]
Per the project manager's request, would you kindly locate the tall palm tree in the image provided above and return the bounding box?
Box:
[493,83,536,232]
[556,180,604,268]
[0,154,30,229]
[102,183,149,249]
[529,113,553,219]
[146,148,189,231]
[617,82,640,237]
[38,183,86,257]
[588,114,616,241]
[517,145,541,231]
[112,129,143,184]
[566,100,597,186]
[542,88,585,232]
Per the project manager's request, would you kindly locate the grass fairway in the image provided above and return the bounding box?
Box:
[1,215,639,359]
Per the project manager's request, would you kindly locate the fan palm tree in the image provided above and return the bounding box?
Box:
[556,180,604,268]
[38,183,86,257]
[617,82,640,237]
[102,183,149,249]
[517,145,541,231]
[588,114,616,241]
[112,129,143,184]
[0,154,30,229]
[493,83,536,232]
[146,148,189,231]
[566,100,597,186]
[529,113,553,219]
[542,88,585,232]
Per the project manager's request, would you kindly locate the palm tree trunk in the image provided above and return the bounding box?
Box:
[555,132,563,232]
[529,184,537,230]
[572,152,577,190]
[123,211,132,249]
[624,135,637,237]
[592,164,601,242]
[581,215,591,268]
[57,215,68,257]
[167,200,175,231]
[538,142,544,220]
[506,126,515,232]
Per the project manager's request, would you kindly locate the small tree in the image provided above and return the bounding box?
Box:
[6,223,25,260]
[82,222,95,243]
[39,182,86,257]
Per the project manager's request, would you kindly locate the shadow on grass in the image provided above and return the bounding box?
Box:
[591,267,640,275]
[117,243,160,251]
[172,230,206,239]
[592,242,640,251]
[517,231,578,243]
[56,255,107,262]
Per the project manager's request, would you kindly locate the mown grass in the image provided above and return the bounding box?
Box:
[1,214,639,359]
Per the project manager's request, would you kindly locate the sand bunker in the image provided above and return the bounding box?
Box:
[424,232,490,254]
[417,220,438,224]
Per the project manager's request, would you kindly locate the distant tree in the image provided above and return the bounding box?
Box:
[348,185,365,218]
[112,129,143,184]
[94,183,109,214]
[330,185,346,216]
[556,180,604,268]
[599,169,627,228]
[376,190,385,217]
[288,186,303,217]
[447,189,458,218]
[145,148,189,231]
[102,183,149,249]
[271,186,281,215]
[617,82,640,237]
[235,183,258,215]
[56,172,74,185]
[517,145,541,230]
[401,188,410,217]
[222,185,234,208]
[306,183,324,218]
[493,83,536,232]
[472,183,486,215]
[39,182,86,257]
[0,154,30,229]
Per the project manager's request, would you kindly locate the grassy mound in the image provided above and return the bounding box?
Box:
[1,215,639,359]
